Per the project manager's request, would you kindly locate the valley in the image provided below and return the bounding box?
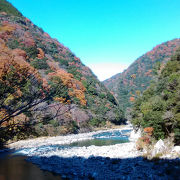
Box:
[0,0,180,179]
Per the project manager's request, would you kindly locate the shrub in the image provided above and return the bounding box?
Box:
[107,92,117,105]
[99,93,106,99]
[6,39,19,49]
[89,117,105,127]
[23,46,38,59]
[31,58,50,69]
[49,120,59,127]
[66,121,79,134]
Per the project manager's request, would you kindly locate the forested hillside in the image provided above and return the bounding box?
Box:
[0,0,124,145]
[104,39,180,112]
[131,48,180,144]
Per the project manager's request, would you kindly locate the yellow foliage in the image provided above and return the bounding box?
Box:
[131,74,136,79]
[54,97,67,103]
[4,94,14,105]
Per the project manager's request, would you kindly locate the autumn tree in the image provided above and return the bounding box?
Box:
[0,41,50,145]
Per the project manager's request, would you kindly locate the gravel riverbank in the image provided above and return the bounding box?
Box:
[7,125,180,179]
[8,125,134,151]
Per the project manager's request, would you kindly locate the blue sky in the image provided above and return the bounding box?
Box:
[8,0,180,80]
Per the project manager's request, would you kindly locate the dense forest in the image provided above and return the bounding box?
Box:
[0,0,124,146]
[104,39,180,112]
[0,0,180,148]
[131,48,180,144]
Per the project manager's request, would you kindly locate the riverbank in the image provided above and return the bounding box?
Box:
[4,125,180,179]
[7,125,180,159]
[8,125,133,150]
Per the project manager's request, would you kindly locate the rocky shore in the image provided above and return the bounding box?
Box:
[8,125,133,150]
[7,126,180,179]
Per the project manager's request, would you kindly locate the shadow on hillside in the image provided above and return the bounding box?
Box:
[24,155,180,180]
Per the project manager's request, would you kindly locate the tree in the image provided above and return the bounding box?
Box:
[0,43,50,145]
[131,47,180,144]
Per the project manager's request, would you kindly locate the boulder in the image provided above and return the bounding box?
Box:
[172,146,180,155]
[129,129,141,141]
[152,139,166,157]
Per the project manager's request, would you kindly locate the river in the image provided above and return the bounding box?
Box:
[0,152,62,180]
[0,128,132,180]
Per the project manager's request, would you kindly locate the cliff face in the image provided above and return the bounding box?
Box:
[104,39,180,112]
[0,0,124,139]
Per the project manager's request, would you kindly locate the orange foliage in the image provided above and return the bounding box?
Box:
[144,127,154,136]
[0,12,7,15]
[129,96,135,102]
[49,68,86,106]
[1,110,29,129]
[37,48,45,59]
[0,22,16,41]
[13,113,29,126]
[0,22,15,33]
[47,61,60,71]
[145,69,152,76]
[42,78,49,90]
[0,40,45,95]
[0,50,35,81]
[12,48,27,59]
[54,97,67,103]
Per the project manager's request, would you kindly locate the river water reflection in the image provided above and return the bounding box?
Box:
[0,153,61,180]
[69,130,130,147]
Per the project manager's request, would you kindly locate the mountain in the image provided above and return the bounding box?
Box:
[0,0,124,143]
[104,39,180,112]
[131,48,180,144]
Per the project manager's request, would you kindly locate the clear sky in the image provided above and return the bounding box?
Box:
[8,0,180,81]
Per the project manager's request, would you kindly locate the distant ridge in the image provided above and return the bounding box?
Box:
[104,39,180,111]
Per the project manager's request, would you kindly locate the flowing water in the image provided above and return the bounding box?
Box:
[69,129,131,147]
[0,128,132,180]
